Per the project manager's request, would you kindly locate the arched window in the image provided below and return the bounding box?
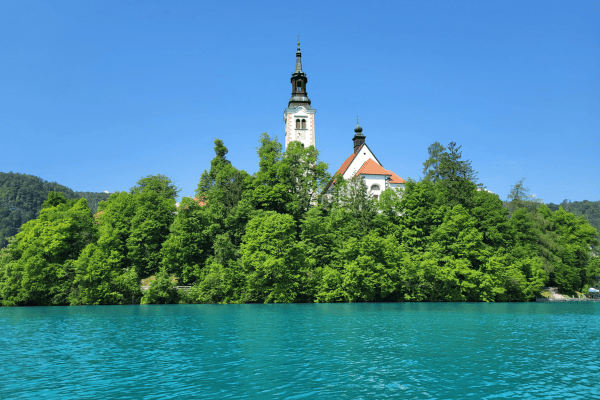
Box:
[296,119,300,129]
[296,81,302,91]
[370,184,380,191]
[301,119,306,129]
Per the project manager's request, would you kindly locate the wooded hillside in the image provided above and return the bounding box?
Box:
[0,172,109,248]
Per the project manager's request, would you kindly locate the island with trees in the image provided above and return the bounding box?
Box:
[0,134,598,306]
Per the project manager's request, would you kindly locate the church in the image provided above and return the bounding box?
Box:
[283,40,406,199]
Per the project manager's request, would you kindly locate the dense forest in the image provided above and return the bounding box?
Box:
[0,135,598,306]
[0,172,110,248]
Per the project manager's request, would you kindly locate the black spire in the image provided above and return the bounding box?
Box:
[288,38,311,108]
[352,117,366,154]
[295,37,303,72]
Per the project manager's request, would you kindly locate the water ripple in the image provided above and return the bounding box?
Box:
[1,303,599,399]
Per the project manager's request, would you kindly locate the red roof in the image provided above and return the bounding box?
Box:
[355,159,406,184]
[328,147,361,187]
[356,158,392,176]
[193,197,207,207]
[325,144,406,192]
[389,172,406,184]
[336,147,361,176]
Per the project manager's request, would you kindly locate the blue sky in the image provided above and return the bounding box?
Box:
[1,0,598,204]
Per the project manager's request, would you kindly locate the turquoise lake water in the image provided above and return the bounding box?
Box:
[1,303,599,399]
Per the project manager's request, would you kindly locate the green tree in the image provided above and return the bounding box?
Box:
[470,189,514,250]
[508,206,562,278]
[430,204,489,271]
[70,178,176,304]
[436,142,480,208]
[422,141,446,183]
[373,187,405,237]
[422,142,480,185]
[191,258,244,304]
[397,179,447,254]
[330,176,378,232]
[239,211,306,303]
[195,139,254,270]
[140,266,178,304]
[277,141,330,220]
[300,206,336,270]
[251,133,288,215]
[0,195,97,306]
[316,232,404,303]
[127,188,176,278]
[42,191,70,209]
[161,197,211,285]
[506,178,543,216]
[550,206,599,294]
[70,243,137,305]
[547,199,600,245]
[196,139,233,196]
[70,191,139,305]
[131,174,180,200]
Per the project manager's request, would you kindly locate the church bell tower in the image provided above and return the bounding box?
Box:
[284,38,316,151]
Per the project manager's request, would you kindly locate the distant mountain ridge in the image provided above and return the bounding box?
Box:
[0,172,110,248]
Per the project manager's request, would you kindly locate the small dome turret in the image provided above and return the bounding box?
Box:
[354,122,363,134]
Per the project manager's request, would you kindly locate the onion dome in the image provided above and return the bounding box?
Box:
[354,122,363,135]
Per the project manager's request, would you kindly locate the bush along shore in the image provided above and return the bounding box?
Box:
[1,135,598,306]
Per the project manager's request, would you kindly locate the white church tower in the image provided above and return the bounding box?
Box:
[284,39,316,151]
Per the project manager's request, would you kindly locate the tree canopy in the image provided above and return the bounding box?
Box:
[1,137,598,306]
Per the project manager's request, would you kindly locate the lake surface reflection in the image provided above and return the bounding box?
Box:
[1,303,599,399]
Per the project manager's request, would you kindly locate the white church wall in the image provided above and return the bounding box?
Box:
[362,175,385,198]
[342,147,380,180]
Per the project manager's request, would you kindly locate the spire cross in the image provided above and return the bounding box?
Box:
[297,34,300,43]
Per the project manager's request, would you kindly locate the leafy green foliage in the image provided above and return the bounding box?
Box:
[547,199,600,243]
[549,207,599,294]
[140,267,179,305]
[0,195,97,306]
[329,176,378,231]
[251,134,329,221]
[1,137,597,306]
[434,142,480,208]
[277,141,330,220]
[422,141,446,183]
[131,174,180,200]
[70,192,138,305]
[160,198,211,285]
[506,178,543,216]
[70,175,177,305]
[239,211,306,303]
[127,189,177,278]
[0,172,109,248]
